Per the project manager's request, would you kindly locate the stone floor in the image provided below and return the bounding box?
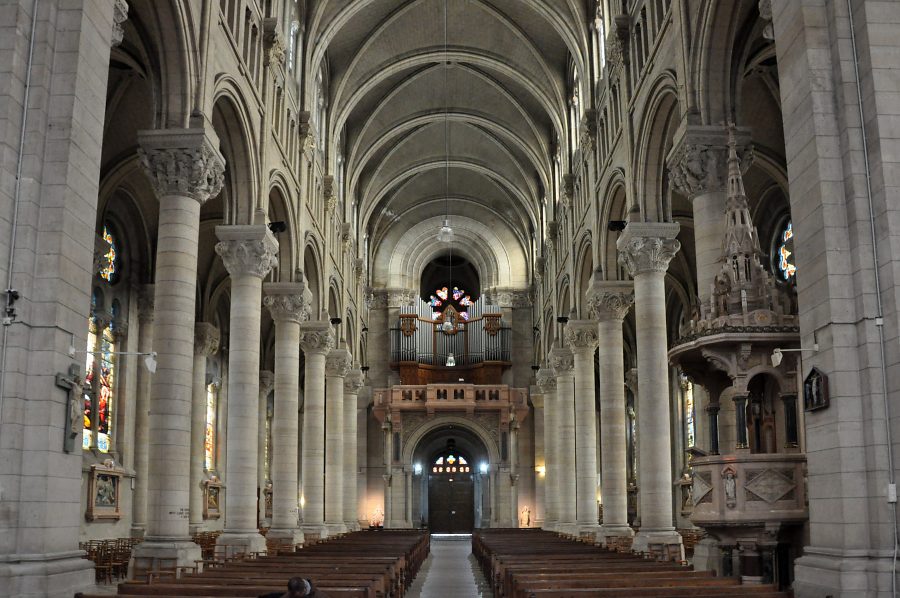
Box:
[407,534,493,597]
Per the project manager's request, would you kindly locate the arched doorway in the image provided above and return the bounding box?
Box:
[408,422,494,532]
[427,440,475,533]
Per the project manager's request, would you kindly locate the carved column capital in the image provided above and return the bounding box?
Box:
[666,125,752,199]
[137,128,225,204]
[194,322,220,357]
[343,369,365,394]
[536,368,557,394]
[112,0,129,47]
[564,320,600,352]
[488,287,532,308]
[579,110,597,154]
[561,174,575,209]
[263,18,286,67]
[263,282,312,324]
[259,370,275,397]
[215,225,279,279]
[616,222,681,277]
[299,322,335,355]
[586,280,634,322]
[549,346,575,375]
[325,348,352,378]
[368,288,416,309]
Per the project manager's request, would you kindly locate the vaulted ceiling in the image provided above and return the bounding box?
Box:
[305,0,590,289]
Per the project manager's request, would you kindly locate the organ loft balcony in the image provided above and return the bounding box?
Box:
[372,384,529,426]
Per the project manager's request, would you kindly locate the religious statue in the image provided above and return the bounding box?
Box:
[722,466,738,509]
[519,505,531,527]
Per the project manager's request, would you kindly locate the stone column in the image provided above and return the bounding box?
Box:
[667,126,750,307]
[617,222,683,554]
[131,128,224,572]
[549,344,577,536]
[215,225,278,555]
[325,346,352,536]
[587,282,635,544]
[131,285,154,538]
[299,322,334,540]
[536,369,558,531]
[190,323,220,533]
[565,320,601,538]
[264,283,311,547]
[343,369,364,531]
[257,370,275,526]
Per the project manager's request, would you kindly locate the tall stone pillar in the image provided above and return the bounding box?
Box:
[132,128,224,572]
[343,369,364,531]
[565,320,601,538]
[190,323,220,533]
[325,347,352,535]
[131,285,154,538]
[667,126,750,307]
[215,225,278,555]
[299,322,334,540]
[549,344,577,536]
[587,281,635,544]
[536,369,558,531]
[264,283,311,547]
[257,371,275,527]
[617,222,683,554]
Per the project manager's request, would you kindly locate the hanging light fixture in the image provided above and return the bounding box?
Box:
[437,0,453,244]
[440,0,455,337]
[446,352,456,367]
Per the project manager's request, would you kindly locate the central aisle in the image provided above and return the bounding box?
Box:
[407,534,493,597]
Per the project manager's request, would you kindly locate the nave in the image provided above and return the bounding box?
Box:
[75,529,792,598]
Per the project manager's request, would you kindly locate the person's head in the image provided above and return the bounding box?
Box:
[286,577,312,597]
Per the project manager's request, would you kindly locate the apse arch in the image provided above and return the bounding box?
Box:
[378,216,527,290]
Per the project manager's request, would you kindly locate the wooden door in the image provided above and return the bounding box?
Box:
[428,473,474,533]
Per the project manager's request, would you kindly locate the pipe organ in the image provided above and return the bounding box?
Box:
[390,295,510,368]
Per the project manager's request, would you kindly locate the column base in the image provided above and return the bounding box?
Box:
[215,531,266,558]
[325,522,348,537]
[267,528,305,550]
[344,521,361,532]
[597,524,634,548]
[188,523,205,535]
[576,524,601,543]
[0,550,94,598]
[632,528,684,561]
[557,523,579,538]
[130,540,202,580]
[130,525,146,539]
[301,524,329,543]
[793,547,897,598]
[692,537,723,575]
[542,521,559,532]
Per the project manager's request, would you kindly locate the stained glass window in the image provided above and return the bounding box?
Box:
[431,453,470,474]
[83,317,115,452]
[682,375,695,449]
[98,225,118,283]
[205,383,218,470]
[433,285,474,322]
[776,220,796,281]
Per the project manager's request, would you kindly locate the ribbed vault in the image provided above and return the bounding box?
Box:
[304,0,587,291]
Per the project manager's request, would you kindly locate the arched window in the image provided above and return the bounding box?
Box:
[99,224,119,283]
[431,452,470,475]
[83,295,116,452]
[205,381,219,470]
[84,222,125,452]
[772,218,796,282]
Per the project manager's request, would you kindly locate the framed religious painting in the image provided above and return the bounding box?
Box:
[803,367,829,412]
[86,463,123,521]
[203,478,223,520]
